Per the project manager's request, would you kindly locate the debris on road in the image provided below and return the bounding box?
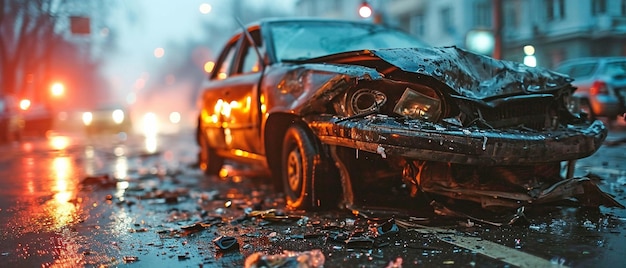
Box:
[122,256,139,263]
[213,236,240,252]
[80,174,117,188]
[244,249,325,268]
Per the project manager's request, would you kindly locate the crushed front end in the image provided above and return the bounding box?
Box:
[295,47,622,209]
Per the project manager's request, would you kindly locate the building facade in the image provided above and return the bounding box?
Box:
[295,0,626,68]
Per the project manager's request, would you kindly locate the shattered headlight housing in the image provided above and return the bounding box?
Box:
[349,88,387,114]
[393,87,441,121]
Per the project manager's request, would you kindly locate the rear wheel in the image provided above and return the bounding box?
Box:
[281,124,336,210]
[198,129,224,176]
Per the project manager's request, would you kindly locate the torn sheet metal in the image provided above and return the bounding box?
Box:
[422,177,624,209]
[371,46,572,100]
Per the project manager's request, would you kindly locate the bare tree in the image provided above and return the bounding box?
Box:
[0,0,114,101]
[0,0,64,96]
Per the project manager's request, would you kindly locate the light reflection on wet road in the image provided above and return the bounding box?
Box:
[0,126,625,267]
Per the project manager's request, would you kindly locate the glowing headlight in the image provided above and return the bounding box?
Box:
[169,112,181,124]
[393,88,442,121]
[82,112,93,126]
[350,88,387,114]
[112,109,125,124]
[143,112,158,136]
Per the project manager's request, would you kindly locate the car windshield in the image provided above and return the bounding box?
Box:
[269,21,428,62]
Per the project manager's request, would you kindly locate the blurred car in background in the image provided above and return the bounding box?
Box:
[82,105,132,135]
[21,100,53,136]
[131,110,186,136]
[0,95,24,143]
[1,95,53,143]
[555,57,626,122]
[196,18,616,212]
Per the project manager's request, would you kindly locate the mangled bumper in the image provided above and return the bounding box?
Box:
[308,115,607,165]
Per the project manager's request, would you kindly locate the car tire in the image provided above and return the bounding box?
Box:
[281,124,334,210]
[198,130,224,176]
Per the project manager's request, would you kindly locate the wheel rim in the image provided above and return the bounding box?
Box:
[286,147,302,193]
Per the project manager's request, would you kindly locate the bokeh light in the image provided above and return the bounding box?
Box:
[154,47,165,58]
[199,3,212,14]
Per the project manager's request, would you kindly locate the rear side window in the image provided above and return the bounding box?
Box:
[564,63,597,79]
[215,45,237,80]
[605,61,626,76]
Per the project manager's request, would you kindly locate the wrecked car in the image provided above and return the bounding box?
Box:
[197,18,622,212]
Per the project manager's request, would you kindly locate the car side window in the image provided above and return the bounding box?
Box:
[238,29,263,74]
[213,41,238,80]
[606,61,626,76]
[555,65,571,75]
[567,63,597,79]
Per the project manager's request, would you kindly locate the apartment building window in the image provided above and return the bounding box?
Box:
[474,1,492,28]
[622,0,626,15]
[592,0,607,15]
[441,7,454,33]
[545,0,565,21]
[503,0,521,29]
[410,14,425,36]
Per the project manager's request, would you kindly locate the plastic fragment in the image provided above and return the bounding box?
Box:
[376,145,387,158]
[123,256,139,263]
[244,249,325,268]
[213,236,239,251]
[386,257,403,268]
[377,219,399,236]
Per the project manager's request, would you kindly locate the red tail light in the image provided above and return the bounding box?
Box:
[590,80,608,95]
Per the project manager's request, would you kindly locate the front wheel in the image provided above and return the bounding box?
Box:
[281,124,336,210]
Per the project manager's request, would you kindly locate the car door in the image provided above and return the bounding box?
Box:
[201,28,264,155]
[201,36,240,152]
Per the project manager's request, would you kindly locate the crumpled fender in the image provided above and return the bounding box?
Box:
[264,63,383,115]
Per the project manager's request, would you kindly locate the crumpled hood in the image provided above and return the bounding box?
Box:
[370,46,572,100]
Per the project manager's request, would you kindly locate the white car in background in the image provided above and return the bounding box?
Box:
[555,57,626,123]
[81,105,132,135]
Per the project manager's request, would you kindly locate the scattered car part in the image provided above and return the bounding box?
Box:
[213,236,240,251]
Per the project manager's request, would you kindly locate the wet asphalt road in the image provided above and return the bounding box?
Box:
[0,124,625,268]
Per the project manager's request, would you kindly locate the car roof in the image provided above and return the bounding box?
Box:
[557,56,626,66]
[243,17,390,30]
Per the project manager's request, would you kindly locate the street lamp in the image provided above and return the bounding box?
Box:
[50,82,65,97]
[358,1,383,24]
[358,1,373,18]
[466,29,495,55]
[523,45,537,67]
